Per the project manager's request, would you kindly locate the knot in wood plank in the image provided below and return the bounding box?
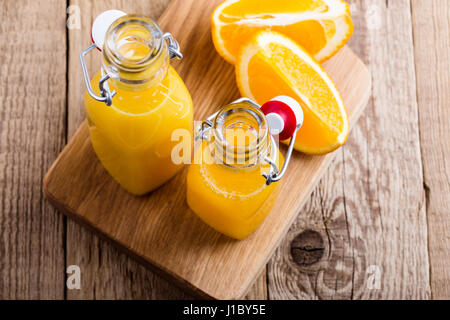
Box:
[290,230,325,267]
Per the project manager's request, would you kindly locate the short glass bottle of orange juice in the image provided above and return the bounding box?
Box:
[187,97,303,239]
[81,11,193,195]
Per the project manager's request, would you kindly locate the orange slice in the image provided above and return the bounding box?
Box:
[212,0,353,64]
[236,31,349,154]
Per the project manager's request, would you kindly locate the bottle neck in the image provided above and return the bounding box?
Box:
[101,15,169,91]
[210,102,271,169]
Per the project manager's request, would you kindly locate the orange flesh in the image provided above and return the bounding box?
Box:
[212,0,354,66]
[244,48,345,153]
[219,0,328,15]
[218,20,328,59]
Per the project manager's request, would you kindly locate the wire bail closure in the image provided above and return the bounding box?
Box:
[163,33,183,59]
[80,44,116,106]
[80,32,182,106]
[195,98,300,186]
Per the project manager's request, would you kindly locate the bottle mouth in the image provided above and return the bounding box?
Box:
[212,103,270,168]
[102,15,168,88]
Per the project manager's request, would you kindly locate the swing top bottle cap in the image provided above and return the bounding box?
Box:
[261,96,304,141]
[91,10,127,49]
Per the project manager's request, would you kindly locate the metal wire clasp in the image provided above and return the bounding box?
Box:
[80,44,116,106]
[262,124,299,185]
[163,33,183,59]
[195,98,300,186]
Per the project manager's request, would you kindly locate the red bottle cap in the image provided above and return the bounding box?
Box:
[261,96,304,141]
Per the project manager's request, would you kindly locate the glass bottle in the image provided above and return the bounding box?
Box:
[81,12,193,195]
[187,97,303,239]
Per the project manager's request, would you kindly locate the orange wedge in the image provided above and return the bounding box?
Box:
[236,31,349,154]
[212,0,353,64]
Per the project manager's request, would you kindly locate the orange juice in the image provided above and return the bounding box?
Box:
[187,103,283,239]
[84,15,193,195]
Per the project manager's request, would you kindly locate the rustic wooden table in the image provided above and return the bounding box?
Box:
[0,0,448,300]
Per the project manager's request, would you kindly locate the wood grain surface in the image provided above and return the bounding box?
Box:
[268,0,431,299]
[44,0,371,299]
[0,0,67,299]
[65,0,264,300]
[66,0,189,300]
[411,0,450,299]
[0,0,448,299]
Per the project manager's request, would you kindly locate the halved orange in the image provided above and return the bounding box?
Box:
[212,0,353,64]
[236,31,349,154]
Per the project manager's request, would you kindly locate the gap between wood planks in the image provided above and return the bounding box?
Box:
[63,0,70,300]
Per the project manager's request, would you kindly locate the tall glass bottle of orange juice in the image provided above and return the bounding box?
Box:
[80,11,193,195]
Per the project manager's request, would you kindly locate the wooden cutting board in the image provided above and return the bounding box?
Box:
[44,0,371,299]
